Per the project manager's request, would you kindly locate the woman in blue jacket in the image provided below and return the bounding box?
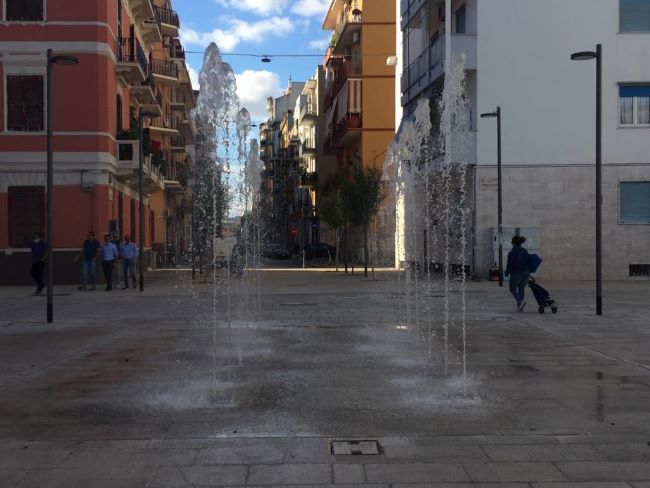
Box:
[505,235,530,311]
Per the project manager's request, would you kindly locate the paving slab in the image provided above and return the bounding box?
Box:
[364,463,471,483]
[1,270,649,486]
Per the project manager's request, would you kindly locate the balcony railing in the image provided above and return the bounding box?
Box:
[301,140,316,155]
[170,135,185,148]
[300,172,318,188]
[325,112,361,152]
[169,42,185,60]
[155,6,180,27]
[324,59,361,110]
[117,37,148,75]
[150,58,178,78]
[149,116,178,131]
[300,102,316,121]
[401,34,477,105]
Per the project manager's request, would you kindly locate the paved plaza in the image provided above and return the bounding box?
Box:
[0,269,649,487]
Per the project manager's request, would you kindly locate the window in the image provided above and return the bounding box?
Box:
[6,75,44,131]
[619,85,650,126]
[620,0,650,32]
[5,0,44,21]
[620,181,650,224]
[116,94,123,133]
[8,187,45,247]
[455,5,466,34]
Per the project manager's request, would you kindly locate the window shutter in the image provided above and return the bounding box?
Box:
[620,182,650,224]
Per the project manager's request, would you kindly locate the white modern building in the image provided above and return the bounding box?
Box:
[399,0,650,280]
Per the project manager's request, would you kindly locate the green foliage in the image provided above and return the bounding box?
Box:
[341,166,384,227]
[319,176,345,230]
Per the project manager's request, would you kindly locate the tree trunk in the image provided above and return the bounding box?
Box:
[335,228,340,272]
[344,220,349,273]
[363,222,369,278]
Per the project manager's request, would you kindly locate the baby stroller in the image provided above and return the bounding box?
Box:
[528,276,557,314]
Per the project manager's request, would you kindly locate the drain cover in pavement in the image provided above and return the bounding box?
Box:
[331,440,381,455]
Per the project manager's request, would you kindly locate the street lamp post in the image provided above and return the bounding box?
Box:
[46,49,79,323]
[571,44,602,316]
[481,106,503,287]
[138,109,158,292]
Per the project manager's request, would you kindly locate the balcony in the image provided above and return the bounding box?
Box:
[155,6,180,38]
[300,140,316,158]
[324,58,361,110]
[300,172,318,188]
[115,140,164,192]
[129,80,163,116]
[150,58,179,84]
[170,135,185,152]
[300,102,317,125]
[329,4,363,55]
[400,0,426,29]
[401,34,477,106]
[116,38,148,84]
[169,40,185,60]
[148,115,179,136]
[130,0,156,25]
[325,112,362,155]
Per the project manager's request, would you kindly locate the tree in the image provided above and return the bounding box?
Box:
[341,166,384,277]
[319,180,345,271]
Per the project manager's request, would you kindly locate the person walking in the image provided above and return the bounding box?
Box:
[29,233,47,295]
[100,234,119,291]
[119,234,138,289]
[74,231,100,291]
[111,233,123,286]
[505,235,530,311]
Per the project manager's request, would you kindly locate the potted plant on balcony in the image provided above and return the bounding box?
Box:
[348,112,361,128]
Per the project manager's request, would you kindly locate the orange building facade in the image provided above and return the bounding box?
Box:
[0,0,195,284]
[321,0,396,264]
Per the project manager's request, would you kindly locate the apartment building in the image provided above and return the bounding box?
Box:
[322,0,396,264]
[293,68,337,246]
[400,0,650,280]
[259,80,304,250]
[0,0,195,284]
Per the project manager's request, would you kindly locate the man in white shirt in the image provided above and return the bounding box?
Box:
[100,234,119,291]
[119,234,138,290]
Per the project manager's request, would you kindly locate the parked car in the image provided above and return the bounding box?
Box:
[262,243,291,260]
[303,242,336,260]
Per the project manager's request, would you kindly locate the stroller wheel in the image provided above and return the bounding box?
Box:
[538,305,545,314]
[551,304,558,314]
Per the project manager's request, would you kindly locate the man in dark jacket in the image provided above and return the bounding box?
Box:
[29,233,47,295]
[505,235,530,311]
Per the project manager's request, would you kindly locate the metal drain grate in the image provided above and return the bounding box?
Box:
[331,440,382,455]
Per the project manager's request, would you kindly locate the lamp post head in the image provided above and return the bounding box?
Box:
[261,56,271,63]
[571,51,597,61]
[480,112,498,119]
[50,55,79,66]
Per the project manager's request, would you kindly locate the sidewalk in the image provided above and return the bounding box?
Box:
[0,270,649,487]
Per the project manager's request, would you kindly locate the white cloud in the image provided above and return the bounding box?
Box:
[235,70,284,122]
[215,0,289,16]
[187,65,200,90]
[180,17,294,51]
[290,0,330,17]
[308,36,330,50]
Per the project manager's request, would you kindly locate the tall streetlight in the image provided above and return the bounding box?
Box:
[138,108,158,292]
[46,49,79,323]
[480,106,503,287]
[571,44,602,316]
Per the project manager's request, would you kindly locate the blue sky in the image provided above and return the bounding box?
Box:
[173,0,332,123]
